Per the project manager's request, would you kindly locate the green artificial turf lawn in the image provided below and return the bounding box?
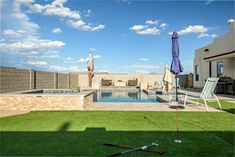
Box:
[0,101,234,156]
[193,99,235,114]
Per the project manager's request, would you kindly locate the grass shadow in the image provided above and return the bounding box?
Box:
[1,127,234,156]
[222,108,235,114]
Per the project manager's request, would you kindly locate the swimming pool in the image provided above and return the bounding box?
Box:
[95,89,158,102]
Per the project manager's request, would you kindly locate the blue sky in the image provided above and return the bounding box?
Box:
[0,0,234,74]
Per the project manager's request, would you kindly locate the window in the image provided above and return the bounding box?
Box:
[195,65,199,81]
[217,61,224,77]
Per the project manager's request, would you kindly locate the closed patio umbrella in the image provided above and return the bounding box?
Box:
[162,65,172,95]
[87,52,94,87]
[170,31,183,143]
[170,31,183,97]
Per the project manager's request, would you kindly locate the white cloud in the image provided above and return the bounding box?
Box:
[63,57,77,64]
[168,32,173,35]
[197,33,217,38]
[177,25,208,35]
[65,19,104,31]
[84,9,92,17]
[27,50,60,58]
[1,2,39,36]
[2,29,26,38]
[197,33,209,38]
[145,20,158,25]
[27,3,45,13]
[41,51,60,58]
[66,66,81,72]
[146,20,155,25]
[26,61,47,66]
[129,25,145,31]
[132,64,161,70]
[23,0,81,19]
[0,40,65,54]
[65,57,72,60]
[44,4,81,19]
[15,0,105,32]
[78,54,100,62]
[135,70,149,74]
[137,27,160,35]
[78,57,87,63]
[66,19,91,31]
[121,64,162,74]
[52,28,62,33]
[48,65,65,71]
[63,60,76,64]
[91,24,105,31]
[15,0,35,5]
[130,20,167,35]
[0,1,65,57]
[48,65,80,72]
[88,48,96,51]
[159,23,167,29]
[139,58,148,62]
[94,54,101,59]
[210,34,217,38]
[169,25,216,38]
[51,0,67,7]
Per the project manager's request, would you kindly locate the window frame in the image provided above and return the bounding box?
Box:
[217,61,224,77]
[195,65,199,81]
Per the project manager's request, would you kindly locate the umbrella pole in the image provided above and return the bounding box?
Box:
[175,74,178,102]
[175,74,181,143]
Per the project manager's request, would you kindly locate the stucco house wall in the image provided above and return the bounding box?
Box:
[194,20,235,88]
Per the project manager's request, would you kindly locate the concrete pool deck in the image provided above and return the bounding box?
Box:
[0,100,222,117]
[85,101,221,112]
[0,88,225,117]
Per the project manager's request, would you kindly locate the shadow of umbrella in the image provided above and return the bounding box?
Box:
[58,122,71,132]
[169,106,185,110]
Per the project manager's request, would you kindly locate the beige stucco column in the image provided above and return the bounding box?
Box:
[54,72,58,89]
[67,73,70,89]
[29,69,35,90]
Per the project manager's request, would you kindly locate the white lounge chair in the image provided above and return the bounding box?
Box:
[184,77,222,111]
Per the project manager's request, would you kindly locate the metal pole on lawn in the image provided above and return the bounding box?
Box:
[175,74,181,143]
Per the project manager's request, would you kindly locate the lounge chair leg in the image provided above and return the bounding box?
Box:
[213,94,222,110]
[217,99,222,110]
[184,93,188,106]
[203,99,209,111]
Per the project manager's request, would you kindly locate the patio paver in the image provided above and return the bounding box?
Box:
[85,102,221,112]
[0,110,30,117]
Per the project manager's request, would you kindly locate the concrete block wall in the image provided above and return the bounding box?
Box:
[0,66,193,93]
[70,74,79,89]
[35,70,55,89]
[0,67,30,93]
[58,73,68,89]
[0,67,79,93]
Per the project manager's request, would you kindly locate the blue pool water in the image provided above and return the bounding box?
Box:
[95,89,158,102]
